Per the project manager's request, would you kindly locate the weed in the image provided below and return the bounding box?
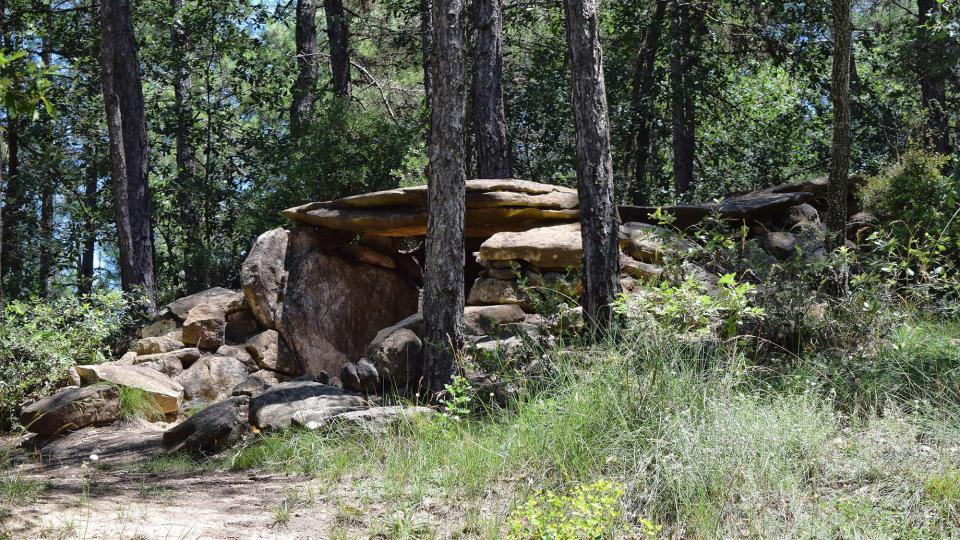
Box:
[119,386,165,422]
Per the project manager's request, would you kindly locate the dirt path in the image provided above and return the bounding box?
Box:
[1,423,494,539]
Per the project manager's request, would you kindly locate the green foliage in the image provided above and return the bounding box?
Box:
[862,149,957,239]
[506,480,637,540]
[0,291,137,429]
[440,375,473,420]
[118,386,165,422]
[615,273,764,339]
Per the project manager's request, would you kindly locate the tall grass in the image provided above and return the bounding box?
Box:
[212,321,960,537]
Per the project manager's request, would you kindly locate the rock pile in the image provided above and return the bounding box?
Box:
[17,177,860,457]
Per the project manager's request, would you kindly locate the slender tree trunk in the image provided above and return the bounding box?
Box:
[100,0,157,312]
[669,0,695,197]
[79,150,98,295]
[291,0,318,137]
[38,0,55,297]
[826,0,852,250]
[563,0,619,332]
[473,0,511,178]
[918,0,950,155]
[170,0,204,294]
[625,0,666,205]
[2,116,20,296]
[421,0,433,107]
[422,0,466,396]
[324,0,351,99]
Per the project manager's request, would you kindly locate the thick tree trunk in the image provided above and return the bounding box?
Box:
[669,0,695,197]
[563,0,620,332]
[826,0,852,250]
[324,0,351,99]
[291,0,318,137]
[918,0,950,155]
[100,0,157,312]
[472,0,511,178]
[624,0,666,205]
[422,0,466,396]
[170,0,204,294]
[79,151,98,295]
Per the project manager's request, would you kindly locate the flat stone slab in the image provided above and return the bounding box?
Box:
[619,192,813,229]
[249,381,367,431]
[74,364,183,414]
[478,223,582,269]
[165,287,245,321]
[318,179,577,209]
[281,205,579,238]
[294,405,435,433]
[163,396,250,455]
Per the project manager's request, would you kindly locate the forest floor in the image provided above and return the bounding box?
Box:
[1,422,498,539]
[4,321,960,539]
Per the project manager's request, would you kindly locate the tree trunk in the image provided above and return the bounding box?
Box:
[291,0,318,137]
[918,0,950,155]
[38,0,55,298]
[826,0,852,251]
[422,0,466,396]
[79,150,98,295]
[100,0,157,312]
[324,0,351,100]
[624,0,666,205]
[563,0,620,332]
[2,116,20,296]
[421,0,433,107]
[669,0,695,197]
[472,0,511,178]
[170,0,204,294]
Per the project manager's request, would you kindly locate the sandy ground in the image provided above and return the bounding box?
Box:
[1,423,491,539]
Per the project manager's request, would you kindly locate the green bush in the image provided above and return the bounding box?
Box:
[0,290,137,430]
[861,149,957,239]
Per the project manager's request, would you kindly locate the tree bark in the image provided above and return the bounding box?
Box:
[78,149,98,295]
[918,0,950,155]
[100,0,157,312]
[563,0,619,332]
[624,0,666,205]
[2,116,20,296]
[422,0,466,396]
[669,0,696,197]
[38,0,54,298]
[324,0,351,99]
[472,0,511,178]
[291,0,318,137]
[826,0,852,250]
[421,0,433,107]
[170,0,204,294]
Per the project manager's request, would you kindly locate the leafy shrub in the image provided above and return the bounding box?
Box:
[615,273,765,340]
[861,149,957,240]
[506,480,650,539]
[0,291,137,429]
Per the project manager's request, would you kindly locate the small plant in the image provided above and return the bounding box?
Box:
[507,480,648,539]
[119,386,165,422]
[440,375,472,420]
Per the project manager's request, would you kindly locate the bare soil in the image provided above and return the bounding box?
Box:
[1,423,492,539]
